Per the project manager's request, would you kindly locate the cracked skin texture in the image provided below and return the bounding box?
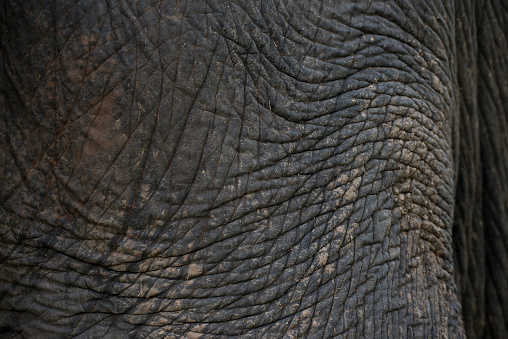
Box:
[0,0,507,338]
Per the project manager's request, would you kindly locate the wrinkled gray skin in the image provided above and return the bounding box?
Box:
[1,0,508,338]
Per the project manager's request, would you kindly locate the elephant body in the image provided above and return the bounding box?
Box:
[1,0,507,337]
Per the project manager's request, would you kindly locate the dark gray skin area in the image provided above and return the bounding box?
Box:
[0,0,507,338]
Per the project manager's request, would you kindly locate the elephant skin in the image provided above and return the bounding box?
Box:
[1,0,507,338]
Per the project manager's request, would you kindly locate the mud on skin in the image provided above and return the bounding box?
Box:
[1,0,507,338]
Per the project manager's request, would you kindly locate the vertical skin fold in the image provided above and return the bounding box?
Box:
[0,0,505,337]
[454,0,508,338]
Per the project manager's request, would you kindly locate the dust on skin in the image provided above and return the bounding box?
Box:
[75,88,127,170]
[65,32,100,85]
[188,325,206,338]
[67,31,114,83]
[317,244,330,268]
[186,263,203,279]
[29,29,128,180]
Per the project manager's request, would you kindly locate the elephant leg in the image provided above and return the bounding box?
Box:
[453,0,508,338]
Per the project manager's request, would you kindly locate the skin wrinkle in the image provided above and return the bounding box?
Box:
[0,0,504,338]
[450,0,508,337]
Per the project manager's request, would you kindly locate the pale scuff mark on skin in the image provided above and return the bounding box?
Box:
[186,263,203,279]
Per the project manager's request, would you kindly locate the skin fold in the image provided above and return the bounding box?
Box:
[0,0,506,338]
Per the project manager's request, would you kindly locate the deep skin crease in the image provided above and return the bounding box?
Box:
[0,0,507,338]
